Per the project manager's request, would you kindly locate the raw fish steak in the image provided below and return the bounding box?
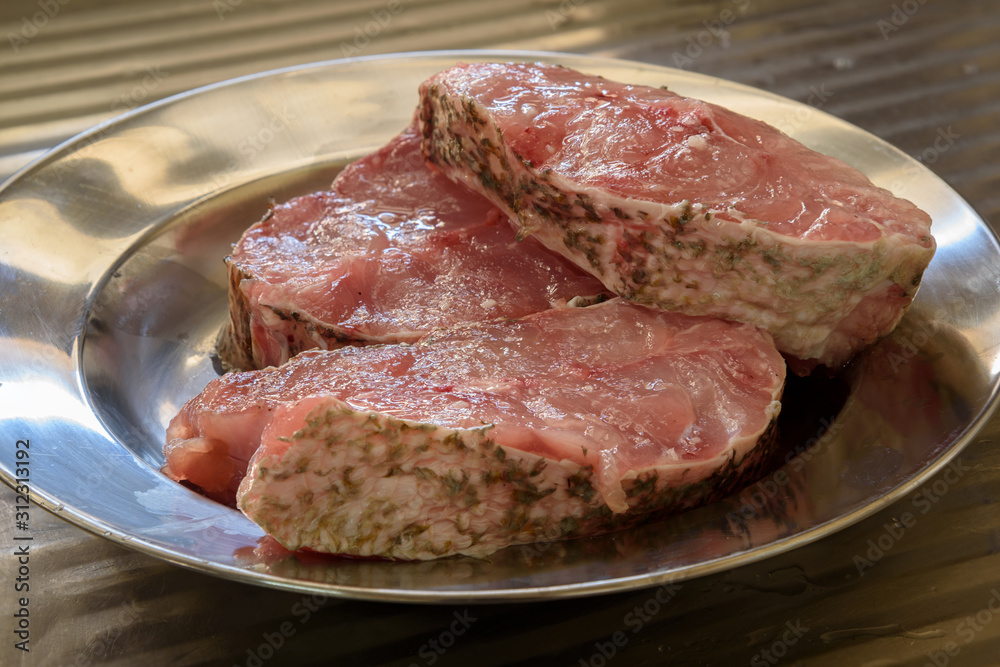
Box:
[165,299,784,559]
[219,122,608,370]
[418,62,936,373]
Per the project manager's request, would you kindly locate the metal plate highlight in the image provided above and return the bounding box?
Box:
[0,50,996,603]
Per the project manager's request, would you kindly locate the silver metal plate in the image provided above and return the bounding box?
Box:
[1,50,996,603]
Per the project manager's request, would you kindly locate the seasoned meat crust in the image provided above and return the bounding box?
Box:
[166,299,785,559]
[219,123,608,370]
[418,62,936,373]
